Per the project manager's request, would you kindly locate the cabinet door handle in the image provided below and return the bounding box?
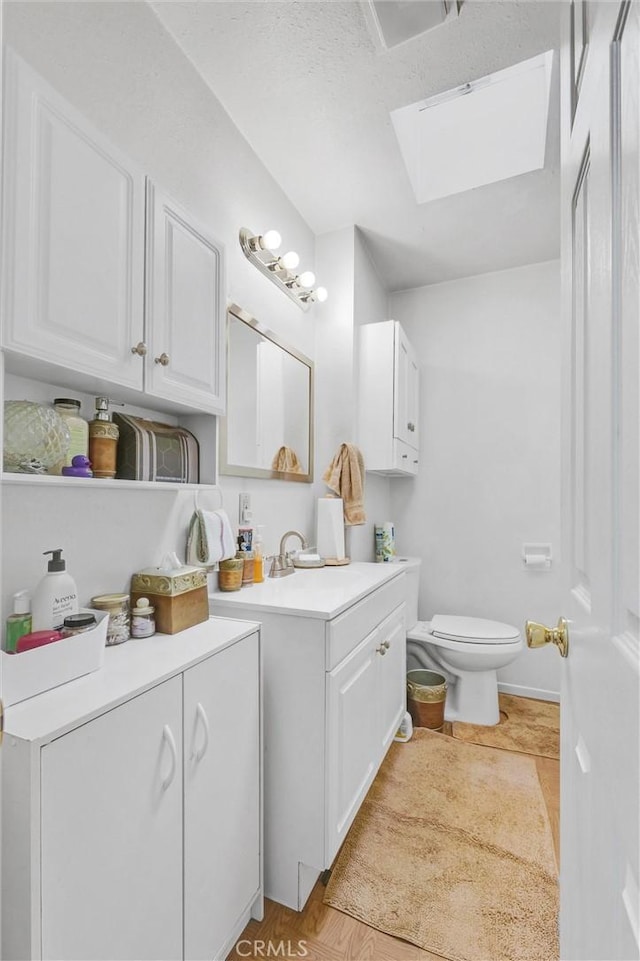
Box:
[383,639,391,650]
[154,352,170,367]
[402,454,408,459]
[407,422,415,432]
[376,644,387,655]
[161,724,178,791]
[193,702,210,762]
[131,341,147,356]
[413,460,418,465]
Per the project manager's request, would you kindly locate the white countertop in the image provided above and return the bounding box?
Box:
[210,561,406,619]
[5,615,259,744]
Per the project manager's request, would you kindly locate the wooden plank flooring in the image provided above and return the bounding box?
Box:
[229,720,560,961]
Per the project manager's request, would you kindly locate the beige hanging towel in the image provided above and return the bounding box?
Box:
[323,443,366,526]
[272,446,303,473]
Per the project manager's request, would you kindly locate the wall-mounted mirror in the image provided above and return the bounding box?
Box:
[220,304,314,482]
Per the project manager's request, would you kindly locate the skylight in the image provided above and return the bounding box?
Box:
[390,51,554,204]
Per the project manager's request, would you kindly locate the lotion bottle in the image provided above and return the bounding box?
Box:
[31,549,79,631]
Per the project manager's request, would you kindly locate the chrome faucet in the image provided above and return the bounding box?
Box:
[269,530,308,578]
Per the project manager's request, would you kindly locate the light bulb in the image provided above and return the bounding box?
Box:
[316,286,328,302]
[299,270,316,288]
[261,229,281,251]
[281,250,300,270]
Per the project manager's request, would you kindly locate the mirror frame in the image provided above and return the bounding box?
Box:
[219,303,314,483]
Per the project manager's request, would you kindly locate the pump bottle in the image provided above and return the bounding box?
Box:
[31,549,79,631]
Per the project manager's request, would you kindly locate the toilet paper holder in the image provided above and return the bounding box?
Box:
[522,543,552,571]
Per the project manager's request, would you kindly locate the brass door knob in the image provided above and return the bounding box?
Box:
[525,617,569,658]
[130,341,147,356]
[154,352,170,367]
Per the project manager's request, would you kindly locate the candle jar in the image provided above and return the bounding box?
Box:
[237,551,255,586]
[90,593,130,645]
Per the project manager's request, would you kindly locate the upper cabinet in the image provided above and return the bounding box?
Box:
[1,50,225,416]
[1,50,146,390]
[145,183,225,414]
[358,320,420,476]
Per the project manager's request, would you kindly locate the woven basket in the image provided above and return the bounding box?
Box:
[407,669,447,731]
[218,558,244,592]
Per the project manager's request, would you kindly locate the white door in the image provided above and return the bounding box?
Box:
[325,630,378,863]
[556,2,640,958]
[40,677,183,960]
[145,180,226,414]
[183,637,260,961]
[393,324,417,447]
[377,609,406,752]
[1,49,146,388]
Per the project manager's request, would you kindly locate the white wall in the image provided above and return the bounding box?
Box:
[389,260,563,699]
[313,227,392,562]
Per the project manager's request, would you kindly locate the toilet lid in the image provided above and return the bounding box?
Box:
[431,614,520,644]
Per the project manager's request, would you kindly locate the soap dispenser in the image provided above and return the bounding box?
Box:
[31,549,79,631]
[88,397,120,479]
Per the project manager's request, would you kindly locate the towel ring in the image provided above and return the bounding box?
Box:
[194,485,224,511]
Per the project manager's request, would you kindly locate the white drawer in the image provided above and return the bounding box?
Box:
[326,574,406,670]
[393,438,419,474]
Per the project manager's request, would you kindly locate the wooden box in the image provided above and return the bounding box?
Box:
[130,566,208,635]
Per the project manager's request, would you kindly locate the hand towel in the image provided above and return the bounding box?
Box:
[322,443,366,526]
[186,508,235,567]
[272,446,303,473]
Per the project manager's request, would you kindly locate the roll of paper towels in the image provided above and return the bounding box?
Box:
[317,498,345,560]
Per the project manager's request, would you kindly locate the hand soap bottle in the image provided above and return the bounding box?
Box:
[32,549,79,631]
[5,590,32,652]
[88,397,119,479]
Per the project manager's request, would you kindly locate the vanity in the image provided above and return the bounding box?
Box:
[211,562,407,911]
[2,617,262,961]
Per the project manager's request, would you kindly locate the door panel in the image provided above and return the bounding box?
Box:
[183,638,260,961]
[1,50,145,387]
[326,631,378,863]
[377,611,406,752]
[41,677,183,961]
[146,181,225,413]
[560,3,640,958]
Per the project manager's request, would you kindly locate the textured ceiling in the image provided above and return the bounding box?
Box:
[152,0,562,291]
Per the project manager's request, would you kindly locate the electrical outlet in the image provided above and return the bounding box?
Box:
[239,492,251,525]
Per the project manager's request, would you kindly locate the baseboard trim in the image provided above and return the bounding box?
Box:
[498,682,560,703]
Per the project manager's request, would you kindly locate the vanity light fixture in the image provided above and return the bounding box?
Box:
[239,228,328,312]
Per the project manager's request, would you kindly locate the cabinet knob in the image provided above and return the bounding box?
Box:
[376,644,387,655]
[408,422,416,432]
[383,639,391,650]
[131,341,147,356]
[413,460,418,465]
[154,352,170,367]
[402,454,408,459]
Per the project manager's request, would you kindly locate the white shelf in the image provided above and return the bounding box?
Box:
[1,472,221,494]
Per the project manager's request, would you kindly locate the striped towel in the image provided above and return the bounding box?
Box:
[186,509,235,566]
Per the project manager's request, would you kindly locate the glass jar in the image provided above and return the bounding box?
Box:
[62,612,97,636]
[90,593,130,645]
[53,398,89,470]
[131,597,155,638]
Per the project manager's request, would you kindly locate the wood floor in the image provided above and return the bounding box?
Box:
[229,721,560,961]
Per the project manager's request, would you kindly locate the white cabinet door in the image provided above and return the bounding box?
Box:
[377,610,406,752]
[393,324,419,451]
[40,676,183,961]
[145,181,225,414]
[183,637,260,960]
[2,50,145,388]
[325,630,378,863]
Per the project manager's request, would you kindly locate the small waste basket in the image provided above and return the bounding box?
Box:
[407,670,447,731]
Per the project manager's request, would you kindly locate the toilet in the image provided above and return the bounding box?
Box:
[400,558,524,726]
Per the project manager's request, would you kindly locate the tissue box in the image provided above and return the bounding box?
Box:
[130,566,208,634]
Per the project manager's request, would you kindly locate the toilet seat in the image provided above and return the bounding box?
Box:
[430,614,520,645]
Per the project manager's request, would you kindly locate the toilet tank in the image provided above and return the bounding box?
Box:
[395,557,421,630]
